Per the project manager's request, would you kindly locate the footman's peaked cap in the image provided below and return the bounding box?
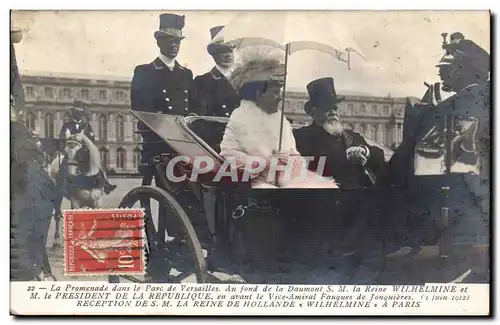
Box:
[207,25,234,55]
[210,25,224,40]
[72,100,88,110]
[71,101,90,116]
[154,13,186,40]
[304,77,345,115]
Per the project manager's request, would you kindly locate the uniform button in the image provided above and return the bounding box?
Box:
[225,112,229,116]
[168,106,172,110]
[222,104,226,109]
[163,89,167,93]
[184,90,188,94]
[165,98,170,102]
[184,99,188,102]
[185,108,188,111]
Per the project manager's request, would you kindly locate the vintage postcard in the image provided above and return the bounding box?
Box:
[9,9,491,316]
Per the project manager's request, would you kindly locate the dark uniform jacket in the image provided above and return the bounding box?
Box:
[192,67,240,117]
[294,124,386,188]
[131,57,197,163]
[59,119,96,144]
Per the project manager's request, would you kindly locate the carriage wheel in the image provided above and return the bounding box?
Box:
[108,186,207,283]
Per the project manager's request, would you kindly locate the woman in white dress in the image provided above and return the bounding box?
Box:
[219,47,338,189]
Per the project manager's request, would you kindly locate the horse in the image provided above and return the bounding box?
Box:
[46,132,105,250]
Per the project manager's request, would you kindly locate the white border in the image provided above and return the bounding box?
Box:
[3,0,497,323]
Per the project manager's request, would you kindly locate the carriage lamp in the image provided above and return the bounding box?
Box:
[439,186,452,257]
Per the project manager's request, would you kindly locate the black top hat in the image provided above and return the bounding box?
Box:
[304,77,345,116]
[154,13,186,40]
[207,25,234,56]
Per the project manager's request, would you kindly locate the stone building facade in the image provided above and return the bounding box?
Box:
[18,73,406,174]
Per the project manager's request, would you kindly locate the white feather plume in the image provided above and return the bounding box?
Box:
[229,45,286,91]
[233,45,285,66]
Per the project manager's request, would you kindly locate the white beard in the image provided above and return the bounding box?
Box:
[323,120,343,136]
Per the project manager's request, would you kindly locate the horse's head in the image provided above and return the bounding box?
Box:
[63,133,90,175]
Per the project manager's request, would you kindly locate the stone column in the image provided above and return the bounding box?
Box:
[107,112,115,142]
[54,112,61,137]
[126,114,133,142]
[37,110,44,136]
[108,146,116,170]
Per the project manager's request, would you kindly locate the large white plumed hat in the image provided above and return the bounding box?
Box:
[229,46,286,92]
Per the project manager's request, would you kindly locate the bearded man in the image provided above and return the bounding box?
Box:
[219,48,337,189]
[294,77,386,189]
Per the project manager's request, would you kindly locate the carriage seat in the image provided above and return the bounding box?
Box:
[187,119,228,154]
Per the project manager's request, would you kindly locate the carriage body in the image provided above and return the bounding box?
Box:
[128,101,489,284]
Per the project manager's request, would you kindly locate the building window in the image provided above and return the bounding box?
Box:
[376,124,383,143]
[44,113,55,138]
[99,147,109,170]
[25,112,36,131]
[371,104,377,114]
[115,115,125,141]
[284,100,291,111]
[63,88,72,98]
[133,147,141,169]
[115,90,125,102]
[383,105,389,115]
[26,86,34,97]
[98,114,108,141]
[369,124,378,140]
[81,89,90,100]
[44,87,53,98]
[99,90,107,101]
[359,123,365,135]
[359,104,366,114]
[116,148,126,169]
[347,104,354,114]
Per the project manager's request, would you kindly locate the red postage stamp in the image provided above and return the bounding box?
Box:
[63,208,145,276]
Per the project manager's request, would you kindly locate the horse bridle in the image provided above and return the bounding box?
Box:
[64,139,84,167]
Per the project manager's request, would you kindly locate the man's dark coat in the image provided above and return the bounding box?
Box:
[294,123,386,188]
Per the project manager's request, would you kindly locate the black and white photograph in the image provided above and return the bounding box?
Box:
[9,8,491,316]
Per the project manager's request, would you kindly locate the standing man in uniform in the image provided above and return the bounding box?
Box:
[192,25,240,118]
[189,26,240,246]
[131,13,196,169]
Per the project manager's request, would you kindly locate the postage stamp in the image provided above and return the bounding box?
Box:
[63,208,146,276]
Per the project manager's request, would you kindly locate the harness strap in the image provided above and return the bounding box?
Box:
[40,247,57,281]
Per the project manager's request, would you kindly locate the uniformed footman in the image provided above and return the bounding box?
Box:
[192,25,240,117]
[131,13,197,166]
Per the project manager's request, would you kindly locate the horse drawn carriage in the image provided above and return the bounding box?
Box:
[107,82,490,284]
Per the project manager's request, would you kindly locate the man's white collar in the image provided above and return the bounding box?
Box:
[215,64,233,78]
[159,53,175,70]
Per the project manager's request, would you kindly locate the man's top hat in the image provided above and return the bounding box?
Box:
[154,14,186,40]
[304,77,345,116]
[207,25,234,55]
